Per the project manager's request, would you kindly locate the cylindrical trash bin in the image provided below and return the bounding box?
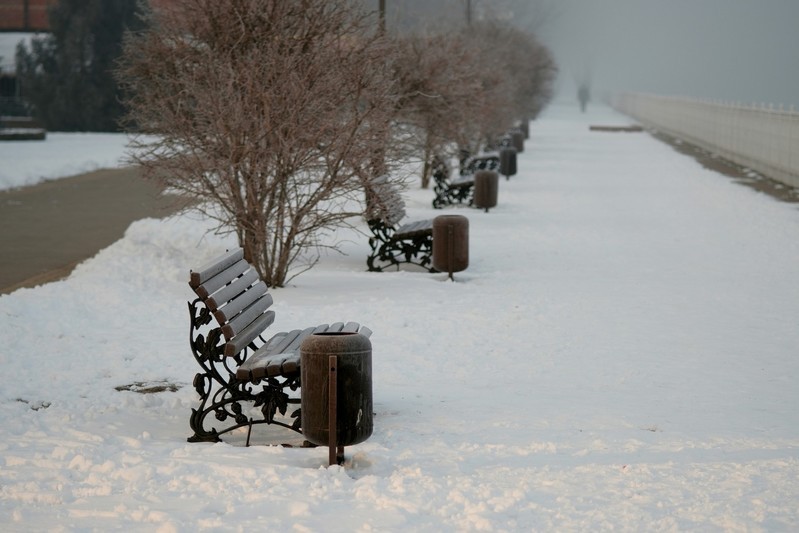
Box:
[520,119,530,139]
[473,170,498,212]
[499,146,517,180]
[301,332,372,451]
[432,215,469,279]
[510,129,524,153]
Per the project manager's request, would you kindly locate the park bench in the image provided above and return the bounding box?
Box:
[187,247,372,444]
[364,175,435,272]
[432,152,500,208]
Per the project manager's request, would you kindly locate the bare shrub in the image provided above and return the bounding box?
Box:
[118,0,398,287]
[463,20,557,146]
[390,20,557,187]
[470,21,557,122]
[390,31,485,187]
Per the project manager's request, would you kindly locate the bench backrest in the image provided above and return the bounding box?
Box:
[431,156,450,182]
[461,152,500,175]
[364,175,406,227]
[189,248,275,357]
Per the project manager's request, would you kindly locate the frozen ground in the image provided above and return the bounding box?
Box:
[1,103,798,531]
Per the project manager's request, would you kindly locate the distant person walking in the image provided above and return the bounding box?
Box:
[578,83,590,113]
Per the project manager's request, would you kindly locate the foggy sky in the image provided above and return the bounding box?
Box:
[537,0,799,108]
[363,0,799,108]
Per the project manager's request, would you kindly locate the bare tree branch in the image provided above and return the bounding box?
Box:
[118,0,399,286]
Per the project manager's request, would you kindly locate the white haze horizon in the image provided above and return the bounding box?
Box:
[358,0,799,109]
[536,0,799,109]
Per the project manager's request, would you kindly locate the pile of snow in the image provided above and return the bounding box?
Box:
[1,104,798,530]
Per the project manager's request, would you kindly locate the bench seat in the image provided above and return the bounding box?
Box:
[448,175,474,188]
[235,321,372,381]
[393,219,434,240]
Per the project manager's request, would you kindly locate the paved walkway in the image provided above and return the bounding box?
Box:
[0,167,182,294]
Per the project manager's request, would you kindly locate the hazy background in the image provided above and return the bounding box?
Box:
[540,0,799,108]
[363,0,799,108]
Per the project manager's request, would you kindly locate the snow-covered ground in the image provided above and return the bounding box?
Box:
[0,132,135,191]
[1,103,798,531]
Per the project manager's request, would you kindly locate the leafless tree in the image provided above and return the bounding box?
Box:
[117,0,398,287]
[465,21,556,133]
[390,31,485,187]
[390,20,557,187]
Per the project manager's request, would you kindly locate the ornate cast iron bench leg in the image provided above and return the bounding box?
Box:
[187,298,301,442]
[366,222,434,272]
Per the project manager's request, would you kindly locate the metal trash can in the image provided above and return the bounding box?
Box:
[301,332,372,464]
[499,146,517,180]
[473,170,498,212]
[510,128,525,153]
[519,118,530,139]
[432,214,469,280]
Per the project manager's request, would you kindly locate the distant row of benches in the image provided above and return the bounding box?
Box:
[365,145,519,272]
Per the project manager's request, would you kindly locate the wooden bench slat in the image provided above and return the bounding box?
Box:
[341,321,360,333]
[450,175,474,187]
[312,323,332,334]
[239,326,313,380]
[193,259,250,299]
[278,326,319,355]
[394,219,434,240]
[258,331,288,353]
[280,352,301,376]
[221,295,273,340]
[269,327,316,353]
[265,354,290,377]
[224,310,276,357]
[263,328,305,355]
[205,268,260,311]
[189,248,244,288]
[235,341,278,379]
[213,281,270,324]
[397,220,420,233]
[397,219,433,233]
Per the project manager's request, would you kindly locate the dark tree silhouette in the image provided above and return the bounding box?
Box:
[15,0,147,131]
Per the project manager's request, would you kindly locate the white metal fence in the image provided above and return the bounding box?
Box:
[612,93,799,189]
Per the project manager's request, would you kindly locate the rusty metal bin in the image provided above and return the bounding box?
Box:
[473,170,498,212]
[432,215,469,280]
[520,118,530,139]
[301,332,372,464]
[499,146,517,180]
[510,128,525,153]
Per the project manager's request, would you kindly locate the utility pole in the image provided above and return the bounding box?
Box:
[465,0,471,27]
[379,0,386,33]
